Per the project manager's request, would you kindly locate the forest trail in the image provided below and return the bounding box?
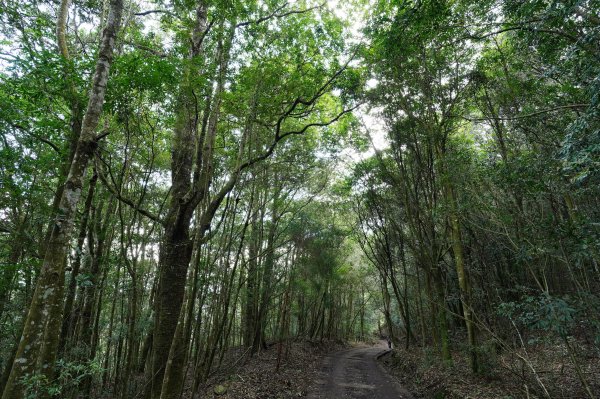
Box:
[308,341,414,399]
[2,1,598,398]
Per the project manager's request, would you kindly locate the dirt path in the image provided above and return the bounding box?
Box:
[307,341,414,399]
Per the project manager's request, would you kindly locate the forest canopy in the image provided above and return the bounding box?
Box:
[0,0,598,398]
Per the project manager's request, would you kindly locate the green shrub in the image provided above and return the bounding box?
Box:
[20,359,104,399]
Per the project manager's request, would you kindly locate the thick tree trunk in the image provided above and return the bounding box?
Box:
[150,223,193,399]
[148,5,211,396]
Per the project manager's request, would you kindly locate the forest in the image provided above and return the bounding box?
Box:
[0,0,598,398]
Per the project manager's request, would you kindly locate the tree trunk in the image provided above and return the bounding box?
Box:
[244,198,260,349]
[254,187,279,351]
[151,224,193,399]
[1,0,123,395]
[446,183,478,372]
[59,172,97,354]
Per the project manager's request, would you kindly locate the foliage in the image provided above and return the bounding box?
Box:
[498,294,577,338]
[0,0,599,398]
[20,359,103,399]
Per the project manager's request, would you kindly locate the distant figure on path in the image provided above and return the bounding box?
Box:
[387,337,392,349]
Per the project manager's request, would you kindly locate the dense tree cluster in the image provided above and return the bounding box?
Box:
[353,0,599,397]
[0,0,598,398]
[0,0,366,397]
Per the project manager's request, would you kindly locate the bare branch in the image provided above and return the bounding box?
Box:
[123,41,168,58]
[466,23,598,56]
[95,155,164,225]
[33,134,62,153]
[275,51,358,140]
[197,102,359,243]
[236,2,324,28]
[134,9,174,17]
[467,25,580,43]
[94,127,111,141]
[193,55,357,241]
[461,104,589,122]
[6,122,62,153]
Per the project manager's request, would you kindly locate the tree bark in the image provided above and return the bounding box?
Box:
[446,183,478,372]
[1,0,123,395]
[59,172,97,354]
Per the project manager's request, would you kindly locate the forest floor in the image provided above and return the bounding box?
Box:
[378,339,600,399]
[197,339,349,399]
[378,347,516,399]
[196,337,599,399]
[197,339,415,399]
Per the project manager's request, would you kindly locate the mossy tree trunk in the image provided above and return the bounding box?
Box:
[1,0,123,396]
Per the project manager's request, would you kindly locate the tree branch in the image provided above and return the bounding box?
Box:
[236,2,324,28]
[123,41,168,58]
[134,9,174,17]
[5,122,62,153]
[193,55,357,241]
[461,104,589,122]
[95,156,164,225]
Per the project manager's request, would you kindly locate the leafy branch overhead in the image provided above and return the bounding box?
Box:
[0,1,598,399]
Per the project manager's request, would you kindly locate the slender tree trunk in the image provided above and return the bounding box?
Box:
[244,198,260,349]
[436,139,478,372]
[1,0,123,395]
[0,212,26,325]
[59,172,97,354]
[254,188,279,350]
[0,217,27,392]
[432,267,452,365]
[102,262,120,388]
[77,198,114,397]
[446,183,478,372]
[381,274,395,342]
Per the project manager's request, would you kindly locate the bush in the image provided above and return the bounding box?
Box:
[497,294,576,339]
[20,359,104,399]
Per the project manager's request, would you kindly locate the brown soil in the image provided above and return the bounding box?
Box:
[196,340,348,399]
[378,341,600,399]
[307,340,414,399]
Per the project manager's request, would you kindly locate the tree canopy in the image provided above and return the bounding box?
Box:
[0,0,598,398]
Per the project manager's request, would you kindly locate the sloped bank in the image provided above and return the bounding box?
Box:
[378,347,520,399]
[378,342,599,399]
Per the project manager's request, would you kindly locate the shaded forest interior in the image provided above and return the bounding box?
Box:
[0,0,599,398]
